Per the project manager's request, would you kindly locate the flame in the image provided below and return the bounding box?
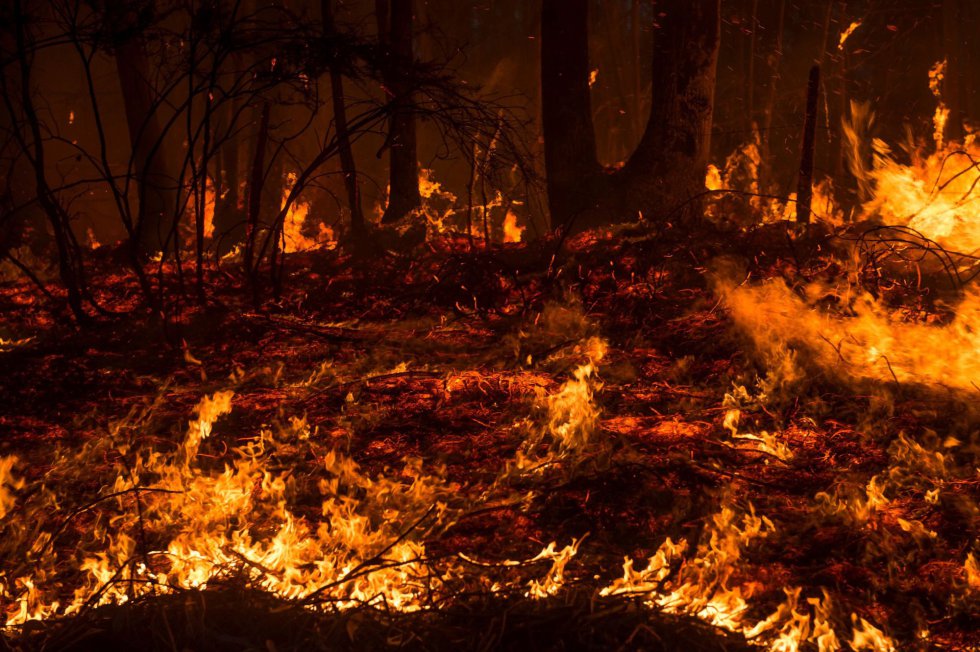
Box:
[588,68,598,87]
[85,228,101,250]
[0,337,34,352]
[510,336,606,478]
[928,60,949,149]
[705,164,723,192]
[704,129,843,225]
[418,168,444,200]
[0,457,23,521]
[719,276,980,394]
[0,390,462,624]
[838,21,862,51]
[0,318,612,629]
[503,209,525,243]
[600,500,899,651]
[850,616,897,652]
[841,64,980,251]
[202,181,216,240]
[525,538,583,598]
[280,172,335,253]
[418,168,459,236]
[966,553,980,592]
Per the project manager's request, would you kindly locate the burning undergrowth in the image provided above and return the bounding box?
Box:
[0,225,978,651]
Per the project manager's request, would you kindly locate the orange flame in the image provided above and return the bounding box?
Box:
[503,210,525,243]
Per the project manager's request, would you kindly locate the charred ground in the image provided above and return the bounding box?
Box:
[1,224,978,651]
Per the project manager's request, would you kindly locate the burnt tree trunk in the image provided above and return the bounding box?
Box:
[377,0,420,224]
[540,0,720,232]
[323,0,366,244]
[540,0,600,231]
[942,0,965,142]
[4,0,87,322]
[796,65,821,225]
[244,102,270,287]
[621,0,720,219]
[108,2,176,255]
[213,92,244,255]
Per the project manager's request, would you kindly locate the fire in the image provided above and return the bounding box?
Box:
[719,273,980,394]
[0,319,610,629]
[966,553,980,592]
[0,457,22,520]
[704,129,843,225]
[0,391,453,623]
[418,167,445,200]
[418,168,460,235]
[0,337,33,351]
[838,21,862,50]
[503,209,525,243]
[850,616,897,652]
[509,335,606,477]
[280,172,335,253]
[525,538,583,599]
[709,59,979,241]
[601,500,899,651]
[928,60,949,149]
[842,62,980,252]
[85,228,101,249]
[202,181,216,240]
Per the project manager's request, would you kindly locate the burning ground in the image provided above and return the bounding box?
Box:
[0,222,978,651]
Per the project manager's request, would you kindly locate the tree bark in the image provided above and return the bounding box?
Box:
[942,0,964,142]
[540,0,600,231]
[323,0,366,244]
[244,102,270,285]
[796,65,821,225]
[539,0,720,232]
[377,0,421,224]
[5,0,87,322]
[213,92,244,255]
[620,0,721,218]
[108,1,176,255]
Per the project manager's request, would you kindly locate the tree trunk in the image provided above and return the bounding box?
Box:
[942,0,964,142]
[621,0,721,217]
[377,0,421,224]
[109,2,176,255]
[5,0,87,322]
[244,102,270,286]
[759,0,785,192]
[540,0,600,231]
[213,92,244,255]
[323,0,366,244]
[539,0,720,232]
[796,65,821,225]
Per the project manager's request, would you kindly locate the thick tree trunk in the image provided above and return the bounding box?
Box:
[377,0,421,224]
[540,0,600,231]
[620,0,720,217]
[539,0,720,232]
[109,4,176,255]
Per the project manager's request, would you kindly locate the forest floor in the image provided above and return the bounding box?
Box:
[0,223,978,651]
